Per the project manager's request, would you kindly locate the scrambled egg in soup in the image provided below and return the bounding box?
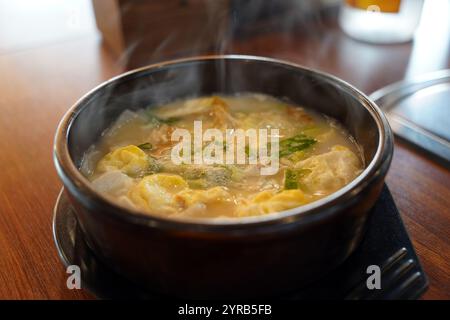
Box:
[81,94,363,218]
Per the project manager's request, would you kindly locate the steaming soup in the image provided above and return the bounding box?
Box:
[81,94,364,218]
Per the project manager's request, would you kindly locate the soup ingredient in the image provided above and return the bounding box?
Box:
[128,174,188,215]
[91,170,133,197]
[175,186,233,216]
[82,94,364,218]
[279,134,317,158]
[236,189,307,216]
[283,168,311,190]
[294,145,362,195]
[137,142,153,150]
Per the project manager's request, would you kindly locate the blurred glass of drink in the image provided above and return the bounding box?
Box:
[339,0,424,43]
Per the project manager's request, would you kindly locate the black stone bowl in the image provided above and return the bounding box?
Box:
[54,55,393,298]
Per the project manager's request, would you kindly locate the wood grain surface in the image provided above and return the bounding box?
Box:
[0,0,448,299]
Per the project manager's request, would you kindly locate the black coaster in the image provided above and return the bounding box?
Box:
[52,185,428,300]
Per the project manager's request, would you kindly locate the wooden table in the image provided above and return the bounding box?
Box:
[0,1,448,299]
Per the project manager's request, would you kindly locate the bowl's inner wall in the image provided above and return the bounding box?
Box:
[69,59,379,167]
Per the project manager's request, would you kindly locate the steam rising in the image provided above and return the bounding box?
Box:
[106,0,337,70]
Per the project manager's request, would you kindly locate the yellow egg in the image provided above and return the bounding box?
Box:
[128,174,188,215]
[175,186,232,208]
[237,189,306,217]
[251,190,275,203]
[97,145,149,177]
